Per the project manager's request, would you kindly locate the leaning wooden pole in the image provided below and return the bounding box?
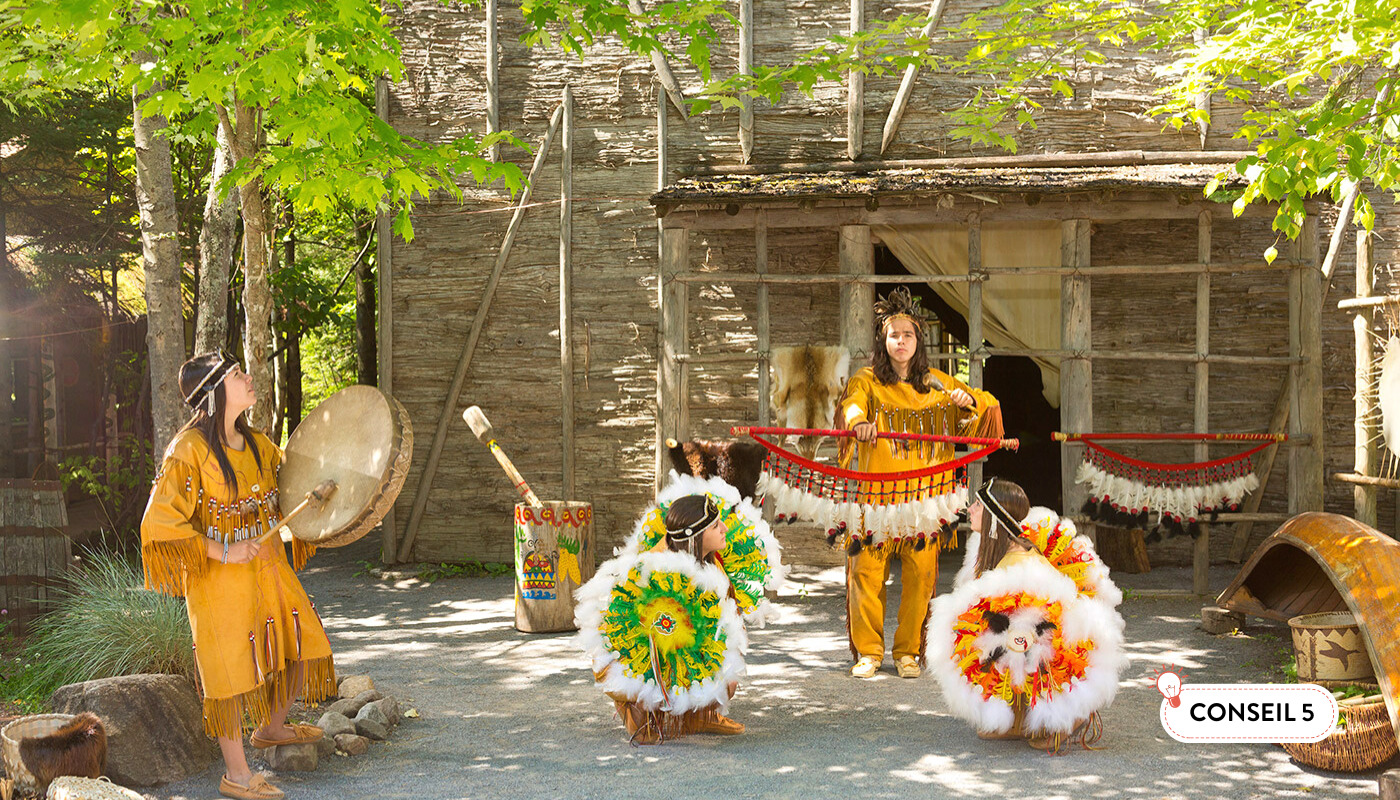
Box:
[396,102,565,563]
[560,86,576,500]
[629,0,688,119]
[879,0,951,155]
[738,0,754,164]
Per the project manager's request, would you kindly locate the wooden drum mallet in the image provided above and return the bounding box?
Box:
[463,406,544,509]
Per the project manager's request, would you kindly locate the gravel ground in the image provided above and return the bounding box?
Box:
[152,536,1388,800]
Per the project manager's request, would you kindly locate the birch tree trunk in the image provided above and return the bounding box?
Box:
[133,81,187,457]
[195,124,239,354]
[221,96,275,432]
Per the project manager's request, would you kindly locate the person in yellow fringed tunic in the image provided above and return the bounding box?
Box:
[839,287,1003,680]
[141,351,335,800]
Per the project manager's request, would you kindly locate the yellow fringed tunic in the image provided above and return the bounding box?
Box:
[140,429,336,740]
[837,366,1003,663]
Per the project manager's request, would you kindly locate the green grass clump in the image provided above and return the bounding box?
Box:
[8,547,194,704]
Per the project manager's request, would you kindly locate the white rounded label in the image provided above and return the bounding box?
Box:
[1159,684,1338,743]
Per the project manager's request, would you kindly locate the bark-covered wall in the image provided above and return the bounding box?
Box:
[386,0,1400,565]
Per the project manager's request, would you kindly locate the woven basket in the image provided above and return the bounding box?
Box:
[1281,696,1398,772]
[1,714,77,794]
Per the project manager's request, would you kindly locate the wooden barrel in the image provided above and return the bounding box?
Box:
[513,501,594,633]
[0,479,72,626]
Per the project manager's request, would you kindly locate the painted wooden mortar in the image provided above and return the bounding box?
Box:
[513,501,594,633]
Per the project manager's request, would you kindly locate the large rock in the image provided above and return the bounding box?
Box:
[258,741,318,772]
[370,696,400,726]
[50,674,214,787]
[326,690,382,719]
[316,711,356,739]
[353,702,389,740]
[316,734,336,758]
[337,675,375,699]
[334,733,369,756]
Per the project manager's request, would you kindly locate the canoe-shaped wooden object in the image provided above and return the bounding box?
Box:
[1218,512,1400,747]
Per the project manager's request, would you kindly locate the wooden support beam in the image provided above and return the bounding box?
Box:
[485,0,499,162]
[560,86,575,500]
[1060,219,1093,544]
[397,102,565,563]
[658,227,691,487]
[739,0,754,164]
[756,209,770,426]
[1194,210,1212,596]
[1355,227,1378,525]
[880,0,952,155]
[671,262,1291,282]
[847,0,864,160]
[374,74,397,563]
[1289,216,1324,514]
[687,149,1247,177]
[839,226,874,370]
[967,221,984,493]
[629,0,688,119]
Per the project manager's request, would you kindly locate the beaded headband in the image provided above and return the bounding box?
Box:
[665,495,720,541]
[184,350,239,414]
[975,477,1023,542]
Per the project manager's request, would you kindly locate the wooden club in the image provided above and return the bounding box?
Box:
[463,405,546,509]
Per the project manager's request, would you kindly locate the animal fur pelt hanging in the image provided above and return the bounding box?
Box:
[928,554,1126,738]
[18,712,107,791]
[665,438,766,501]
[770,345,850,459]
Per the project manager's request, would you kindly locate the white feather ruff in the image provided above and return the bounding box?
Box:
[1075,459,1259,523]
[927,554,1127,735]
[1019,507,1123,608]
[621,472,787,625]
[573,549,748,714]
[758,471,967,546]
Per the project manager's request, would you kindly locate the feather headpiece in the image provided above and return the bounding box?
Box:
[873,286,929,334]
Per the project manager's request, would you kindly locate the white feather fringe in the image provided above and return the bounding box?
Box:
[1075,460,1259,523]
[759,471,967,546]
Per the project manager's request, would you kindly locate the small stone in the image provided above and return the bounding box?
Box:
[404,708,419,719]
[338,675,375,699]
[370,696,401,726]
[316,735,336,758]
[259,741,318,772]
[316,711,356,739]
[353,689,383,707]
[1381,768,1400,800]
[334,733,369,756]
[355,717,388,741]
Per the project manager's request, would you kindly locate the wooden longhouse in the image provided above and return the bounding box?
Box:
[377,0,1397,589]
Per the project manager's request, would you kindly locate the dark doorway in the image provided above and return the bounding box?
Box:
[875,246,1062,508]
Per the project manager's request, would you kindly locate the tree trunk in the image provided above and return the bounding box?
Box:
[0,191,12,476]
[282,205,302,429]
[223,97,274,432]
[356,223,377,386]
[133,81,188,458]
[195,124,239,354]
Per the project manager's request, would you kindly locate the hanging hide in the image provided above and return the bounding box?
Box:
[665,438,766,501]
[769,345,850,459]
[1379,336,1400,460]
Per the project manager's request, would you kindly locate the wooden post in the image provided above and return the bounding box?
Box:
[1289,216,1324,514]
[847,0,864,160]
[879,0,952,155]
[1355,227,1378,525]
[375,74,397,562]
[397,103,565,563]
[1194,211,1211,596]
[839,226,874,369]
[756,209,770,425]
[739,0,754,164]
[560,86,575,500]
[485,0,499,162]
[1193,27,1210,149]
[658,228,690,487]
[1060,220,1093,544]
[967,221,984,493]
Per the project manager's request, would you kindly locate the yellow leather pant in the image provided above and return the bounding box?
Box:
[846,541,940,663]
